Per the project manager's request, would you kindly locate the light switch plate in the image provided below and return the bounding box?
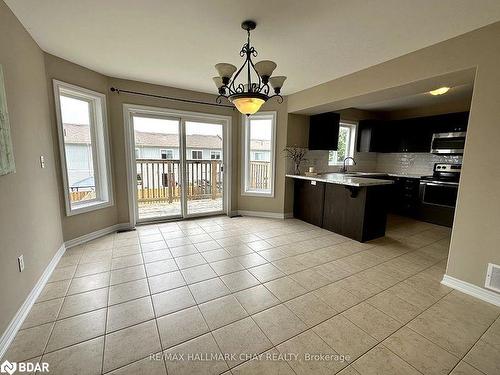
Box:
[40,155,45,168]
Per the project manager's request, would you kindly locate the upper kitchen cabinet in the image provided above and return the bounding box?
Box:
[356,119,395,152]
[357,111,469,153]
[429,112,469,133]
[309,112,340,150]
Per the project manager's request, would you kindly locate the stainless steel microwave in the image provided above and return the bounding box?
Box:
[430,132,466,155]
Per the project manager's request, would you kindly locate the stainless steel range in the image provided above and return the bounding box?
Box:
[418,163,461,227]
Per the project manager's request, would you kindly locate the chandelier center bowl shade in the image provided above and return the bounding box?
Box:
[213,20,286,115]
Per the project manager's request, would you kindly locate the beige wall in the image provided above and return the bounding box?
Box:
[287,22,500,289]
[236,99,289,214]
[43,54,118,241]
[0,2,63,333]
[107,77,240,224]
[44,63,293,232]
[42,56,242,239]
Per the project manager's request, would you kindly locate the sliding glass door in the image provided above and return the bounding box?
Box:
[132,115,183,221]
[130,112,226,222]
[184,120,224,216]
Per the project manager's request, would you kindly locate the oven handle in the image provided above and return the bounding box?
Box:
[419,181,459,187]
[430,148,464,155]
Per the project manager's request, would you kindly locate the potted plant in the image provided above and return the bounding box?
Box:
[283,145,307,175]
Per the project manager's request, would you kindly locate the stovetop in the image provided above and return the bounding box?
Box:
[421,163,461,183]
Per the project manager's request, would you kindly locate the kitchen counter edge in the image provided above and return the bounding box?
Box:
[285,174,394,187]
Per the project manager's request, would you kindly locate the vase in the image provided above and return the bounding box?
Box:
[294,163,301,175]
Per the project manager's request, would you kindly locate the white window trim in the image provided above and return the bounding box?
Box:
[53,80,114,216]
[122,104,232,227]
[328,120,357,166]
[210,150,221,159]
[160,149,174,159]
[241,111,277,197]
[191,149,203,160]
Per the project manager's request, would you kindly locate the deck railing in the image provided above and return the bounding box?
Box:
[248,161,271,190]
[136,159,223,204]
[69,159,272,205]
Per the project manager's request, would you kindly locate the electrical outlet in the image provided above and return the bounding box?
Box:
[18,255,24,272]
[40,155,45,168]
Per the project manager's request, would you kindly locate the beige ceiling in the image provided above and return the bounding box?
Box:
[356,83,473,112]
[6,0,500,94]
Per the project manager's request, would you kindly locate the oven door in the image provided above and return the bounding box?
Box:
[430,132,466,154]
[419,181,459,208]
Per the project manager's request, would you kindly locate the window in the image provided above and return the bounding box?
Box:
[210,150,221,160]
[160,149,173,160]
[135,148,140,158]
[328,122,357,165]
[54,80,113,215]
[191,150,203,160]
[242,112,276,196]
[252,151,267,161]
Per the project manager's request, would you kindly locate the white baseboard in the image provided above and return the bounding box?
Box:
[441,274,500,307]
[0,243,66,360]
[237,210,290,219]
[65,223,132,249]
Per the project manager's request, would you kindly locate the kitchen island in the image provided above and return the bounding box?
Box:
[287,174,394,242]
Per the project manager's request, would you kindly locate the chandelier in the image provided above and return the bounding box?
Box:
[213,20,286,116]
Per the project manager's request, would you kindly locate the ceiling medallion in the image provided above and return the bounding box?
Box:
[213,20,286,116]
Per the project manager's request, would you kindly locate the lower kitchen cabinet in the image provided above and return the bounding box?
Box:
[293,179,390,242]
[391,177,420,216]
[322,184,389,242]
[293,178,325,227]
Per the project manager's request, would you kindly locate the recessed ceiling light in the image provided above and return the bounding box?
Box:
[429,87,450,95]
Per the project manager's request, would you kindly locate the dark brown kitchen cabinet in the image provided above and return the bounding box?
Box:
[322,184,389,242]
[309,112,340,150]
[357,111,469,153]
[391,177,420,216]
[292,178,390,242]
[293,179,325,227]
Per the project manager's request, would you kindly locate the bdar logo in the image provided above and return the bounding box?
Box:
[0,360,16,375]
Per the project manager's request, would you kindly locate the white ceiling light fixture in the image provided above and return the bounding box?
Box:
[429,87,450,95]
[213,20,286,116]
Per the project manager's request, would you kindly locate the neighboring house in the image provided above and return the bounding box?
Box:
[63,123,271,189]
[249,139,271,162]
[133,131,223,160]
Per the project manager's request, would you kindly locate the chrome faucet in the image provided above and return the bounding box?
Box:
[340,157,356,173]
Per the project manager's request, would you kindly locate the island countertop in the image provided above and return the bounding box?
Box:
[285,173,394,187]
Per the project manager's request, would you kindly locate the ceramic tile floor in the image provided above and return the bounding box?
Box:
[3,215,499,375]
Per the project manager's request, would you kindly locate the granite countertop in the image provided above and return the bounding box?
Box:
[324,171,424,179]
[386,173,423,178]
[285,173,394,187]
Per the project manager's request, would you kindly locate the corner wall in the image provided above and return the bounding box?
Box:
[237,99,289,215]
[107,77,240,224]
[0,1,64,334]
[43,54,118,241]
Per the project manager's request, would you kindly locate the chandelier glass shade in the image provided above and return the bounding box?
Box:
[213,20,286,115]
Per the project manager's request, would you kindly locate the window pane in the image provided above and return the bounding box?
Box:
[248,118,272,193]
[328,123,356,166]
[60,95,96,204]
[336,126,349,163]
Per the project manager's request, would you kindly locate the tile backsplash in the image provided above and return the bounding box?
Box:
[375,152,462,175]
[302,150,377,173]
[300,150,462,176]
